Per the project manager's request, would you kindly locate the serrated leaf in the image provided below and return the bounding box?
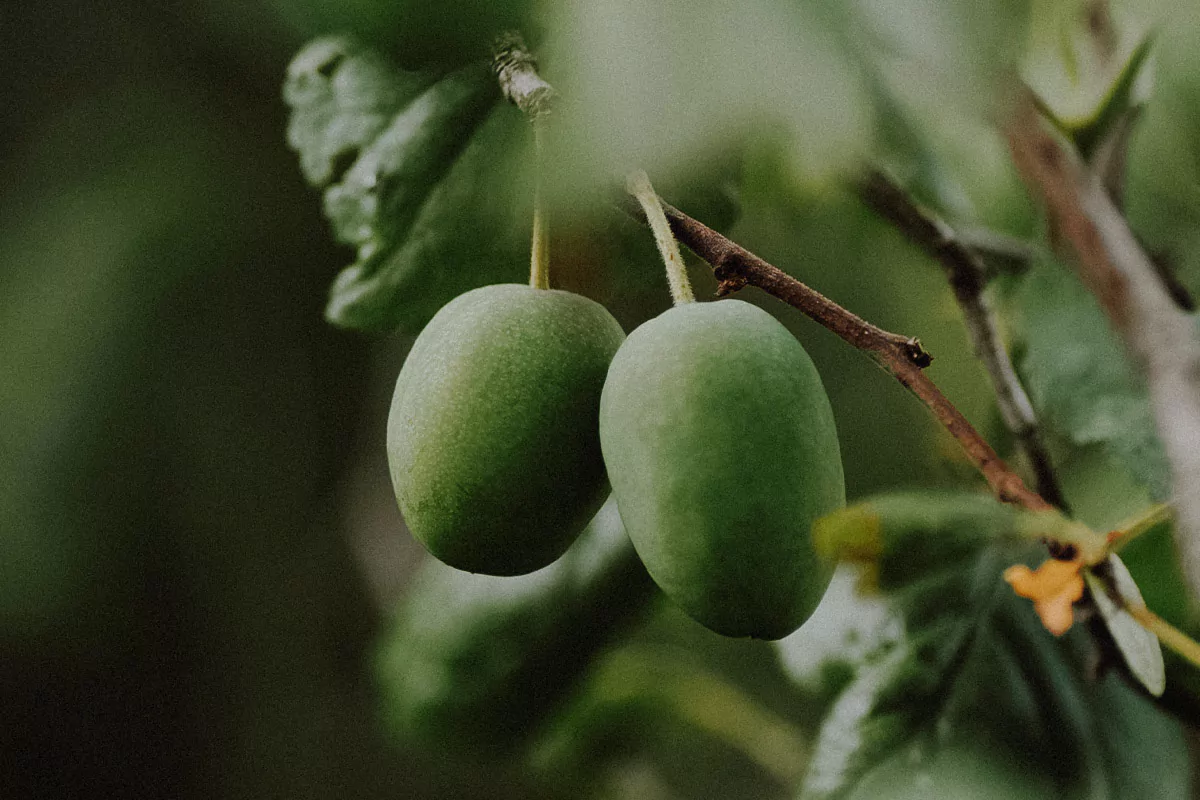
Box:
[320,61,496,250]
[1085,555,1166,697]
[1012,256,1171,499]
[798,491,1187,800]
[284,37,430,187]
[286,38,519,333]
[324,104,531,330]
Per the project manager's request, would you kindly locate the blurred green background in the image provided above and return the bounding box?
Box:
[5,1,1200,798]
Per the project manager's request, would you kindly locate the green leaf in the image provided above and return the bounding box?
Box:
[286,37,525,333]
[273,0,537,69]
[812,491,1019,586]
[1011,256,1171,499]
[1023,3,1155,157]
[798,491,1188,800]
[532,646,807,795]
[375,499,656,755]
[323,102,533,330]
[1071,35,1154,158]
[284,37,429,187]
[1085,555,1166,697]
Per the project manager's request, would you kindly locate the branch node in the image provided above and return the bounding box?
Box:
[713,265,747,297]
[1045,539,1080,562]
[904,337,934,369]
[492,31,556,119]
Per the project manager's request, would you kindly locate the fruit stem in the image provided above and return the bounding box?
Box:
[1015,509,1108,564]
[627,170,695,305]
[1108,503,1173,553]
[529,119,550,290]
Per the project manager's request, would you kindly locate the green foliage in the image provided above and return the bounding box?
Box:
[376,499,656,753]
[1116,518,1200,720]
[273,0,537,67]
[600,299,844,640]
[1009,255,1171,500]
[268,4,1200,797]
[798,492,1188,800]
[284,34,755,338]
[17,0,1200,797]
[532,645,807,800]
[1023,2,1155,157]
[285,37,427,186]
[387,284,626,574]
[813,491,1017,586]
[285,37,532,332]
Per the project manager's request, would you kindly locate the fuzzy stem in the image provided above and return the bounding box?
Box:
[529,120,550,290]
[627,170,695,305]
[1108,504,1174,553]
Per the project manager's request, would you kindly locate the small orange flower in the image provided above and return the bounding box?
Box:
[1003,557,1085,636]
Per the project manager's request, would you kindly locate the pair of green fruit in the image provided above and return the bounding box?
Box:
[387,283,845,639]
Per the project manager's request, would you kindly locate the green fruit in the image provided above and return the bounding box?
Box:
[599,299,844,639]
[388,283,625,575]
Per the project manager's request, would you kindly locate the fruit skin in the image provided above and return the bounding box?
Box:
[599,299,844,639]
[388,283,626,575]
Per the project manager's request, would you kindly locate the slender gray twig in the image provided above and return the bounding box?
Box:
[955,226,1040,276]
[857,169,1067,508]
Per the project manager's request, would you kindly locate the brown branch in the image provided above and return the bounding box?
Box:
[856,169,1067,508]
[493,32,1052,516]
[1006,90,1200,596]
[622,195,1053,514]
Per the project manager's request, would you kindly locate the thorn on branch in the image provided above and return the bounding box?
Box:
[903,337,933,369]
[713,265,747,297]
